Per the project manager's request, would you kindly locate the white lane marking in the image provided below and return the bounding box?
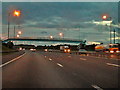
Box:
[106,63,120,67]
[0,53,26,67]
[91,85,103,90]
[85,55,119,61]
[80,58,87,61]
[49,58,52,61]
[68,56,71,57]
[57,63,63,67]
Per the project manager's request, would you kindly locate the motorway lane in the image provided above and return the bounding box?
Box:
[3,51,93,88]
[41,51,119,88]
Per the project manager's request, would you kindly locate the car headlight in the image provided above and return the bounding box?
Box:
[116,50,120,53]
[68,49,70,52]
[110,51,114,53]
[45,49,48,51]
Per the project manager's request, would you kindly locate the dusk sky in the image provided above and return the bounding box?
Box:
[2,2,119,45]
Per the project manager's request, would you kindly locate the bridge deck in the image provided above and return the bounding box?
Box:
[2,38,84,43]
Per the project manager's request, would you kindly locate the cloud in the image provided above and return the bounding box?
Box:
[2,2,118,24]
[84,20,120,28]
[2,2,119,43]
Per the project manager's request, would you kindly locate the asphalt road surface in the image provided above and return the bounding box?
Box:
[2,51,120,88]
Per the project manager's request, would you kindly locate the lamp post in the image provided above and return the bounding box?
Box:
[17,34,20,38]
[7,13,10,39]
[18,31,22,35]
[50,35,53,39]
[109,17,112,44]
[102,15,112,44]
[16,31,22,38]
[7,10,21,39]
[113,29,116,44]
[13,10,21,38]
[14,25,15,38]
[79,26,80,40]
[13,10,21,17]
[59,32,64,39]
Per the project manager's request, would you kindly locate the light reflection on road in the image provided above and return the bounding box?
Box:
[109,54,119,59]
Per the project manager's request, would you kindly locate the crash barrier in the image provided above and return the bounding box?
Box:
[74,51,120,60]
[44,50,120,60]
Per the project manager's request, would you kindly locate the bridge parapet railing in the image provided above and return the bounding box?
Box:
[9,37,83,41]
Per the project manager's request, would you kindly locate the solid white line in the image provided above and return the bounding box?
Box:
[57,63,63,67]
[0,53,26,67]
[106,63,120,67]
[91,85,103,90]
[80,58,87,60]
[49,58,52,61]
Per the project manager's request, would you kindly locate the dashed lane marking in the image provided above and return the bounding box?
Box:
[91,85,103,90]
[49,58,52,61]
[80,58,87,61]
[57,63,63,67]
[68,56,71,57]
[106,63,120,67]
[0,53,26,67]
[85,55,119,61]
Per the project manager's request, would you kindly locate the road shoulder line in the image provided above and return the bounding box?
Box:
[91,85,103,90]
[80,58,87,60]
[57,63,63,67]
[106,63,120,67]
[0,52,26,67]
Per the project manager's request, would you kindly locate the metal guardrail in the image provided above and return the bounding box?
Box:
[73,51,120,60]
[47,50,120,60]
[2,37,83,43]
[7,37,83,41]
[31,49,120,60]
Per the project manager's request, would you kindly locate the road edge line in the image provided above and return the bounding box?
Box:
[0,52,26,67]
[57,63,63,67]
[106,63,120,67]
[91,85,103,90]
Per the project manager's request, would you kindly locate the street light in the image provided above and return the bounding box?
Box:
[13,10,21,38]
[13,10,21,17]
[59,32,64,39]
[102,14,109,20]
[17,34,20,38]
[18,31,22,35]
[102,14,112,44]
[7,10,21,39]
[102,15,107,20]
[50,36,53,39]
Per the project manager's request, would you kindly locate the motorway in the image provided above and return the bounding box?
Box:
[2,51,120,88]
